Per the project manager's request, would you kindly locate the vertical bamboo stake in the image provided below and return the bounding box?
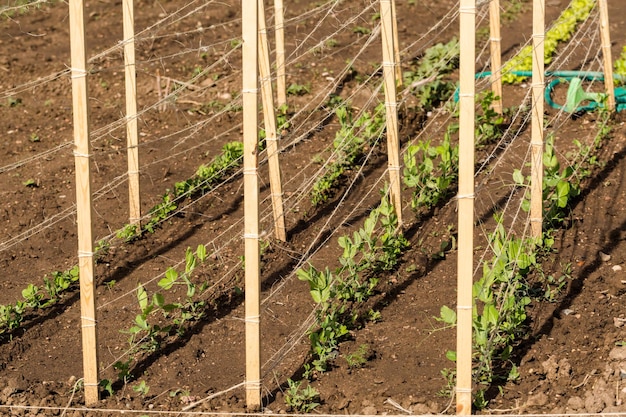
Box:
[391,0,402,86]
[123,0,141,228]
[530,0,544,239]
[489,0,503,114]
[274,0,287,108]
[380,0,402,226]
[259,0,287,242]
[242,0,262,410]
[598,0,615,111]
[457,0,475,414]
[69,0,99,405]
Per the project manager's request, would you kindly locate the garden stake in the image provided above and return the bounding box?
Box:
[258,0,287,241]
[274,0,287,108]
[380,0,403,226]
[242,0,262,409]
[530,0,545,239]
[489,0,503,114]
[457,0,475,413]
[69,0,99,404]
[598,0,615,111]
[391,0,401,86]
[123,0,141,229]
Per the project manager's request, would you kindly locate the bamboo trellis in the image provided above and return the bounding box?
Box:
[530,0,545,239]
[242,0,262,410]
[68,0,99,405]
[456,0,476,414]
[58,0,624,410]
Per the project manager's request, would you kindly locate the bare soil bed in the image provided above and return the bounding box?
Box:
[2,0,626,415]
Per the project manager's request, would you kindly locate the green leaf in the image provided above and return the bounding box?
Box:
[439,305,457,325]
[482,303,499,326]
[185,249,196,274]
[445,350,457,362]
[196,244,207,262]
[137,284,148,312]
[153,293,165,308]
[512,169,525,186]
[158,268,179,290]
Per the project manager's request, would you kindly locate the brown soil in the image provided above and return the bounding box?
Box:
[1,0,626,415]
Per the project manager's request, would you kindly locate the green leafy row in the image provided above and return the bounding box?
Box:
[502,0,595,84]
[119,140,244,240]
[0,141,245,339]
[297,194,408,380]
[108,244,211,387]
[403,37,459,110]
[439,107,611,408]
[311,103,386,206]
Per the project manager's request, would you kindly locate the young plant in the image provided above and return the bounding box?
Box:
[284,379,320,413]
[311,103,386,206]
[403,127,459,215]
[298,194,407,377]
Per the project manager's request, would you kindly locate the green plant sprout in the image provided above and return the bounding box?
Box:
[298,194,407,378]
[284,379,320,412]
[311,103,386,206]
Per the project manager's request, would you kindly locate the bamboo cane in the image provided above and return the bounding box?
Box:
[274,0,287,108]
[530,0,544,239]
[391,0,402,86]
[457,0,475,414]
[598,0,615,111]
[242,0,262,410]
[68,0,99,405]
[380,0,402,226]
[259,0,287,241]
[123,0,141,229]
[489,0,503,114]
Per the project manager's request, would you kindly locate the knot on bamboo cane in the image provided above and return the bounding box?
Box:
[70,68,88,79]
[245,380,262,389]
[456,193,475,200]
[73,150,92,159]
[243,233,260,239]
[244,315,260,324]
[80,316,97,328]
[459,6,476,14]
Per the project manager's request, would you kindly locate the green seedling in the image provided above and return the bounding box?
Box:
[284,379,320,413]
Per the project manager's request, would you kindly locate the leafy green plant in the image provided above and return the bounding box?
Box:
[514,134,581,227]
[403,38,459,110]
[284,379,320,413]
[298,194,407,377]
[286,83,311,96]
[311,103,386,205]
[403,127,458,214]
[117,224,139,243]
[133,380,150,396]
[119,244,210,383]
[345,344,371,368]
[352,26,371,35]
[439,214,540,407]
[475,91,506,147]
[502,0,595,83]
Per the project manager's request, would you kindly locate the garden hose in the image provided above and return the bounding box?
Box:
[452,70,626,112]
